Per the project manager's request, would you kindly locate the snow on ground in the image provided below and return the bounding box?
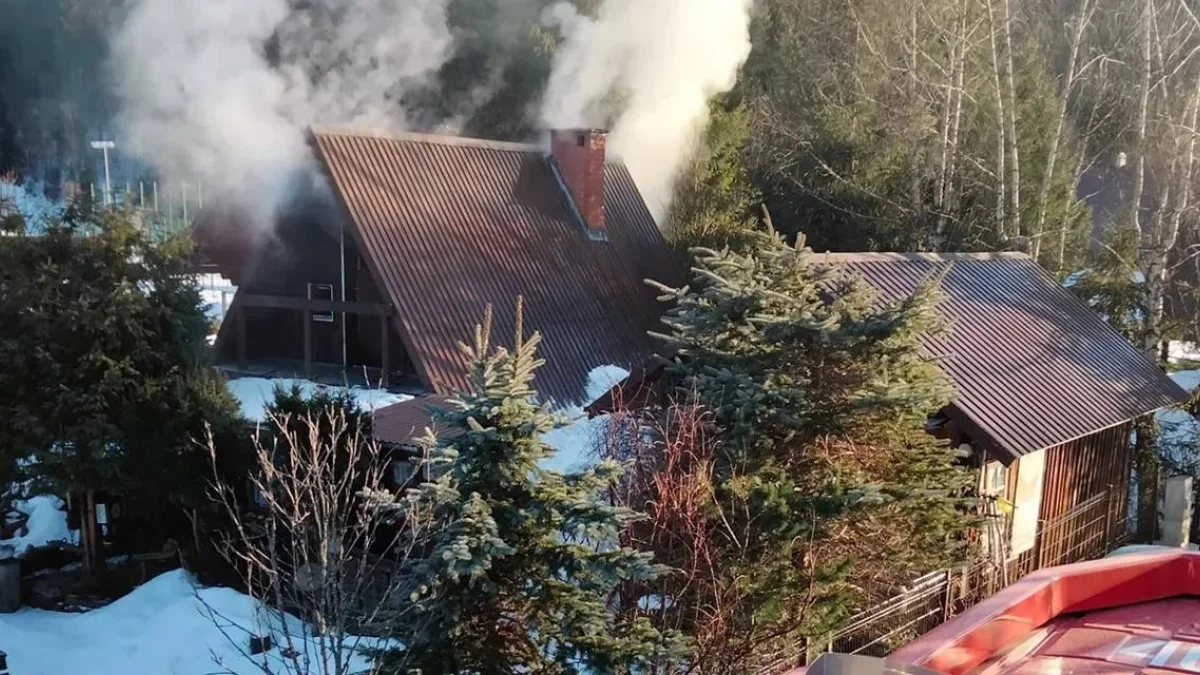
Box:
[1061,268,1145,288]
[0,180,65,232]
[1158,368,1200,450]
[0,569,383,675]
[3,493,76,558]
[542,365,630,473]
[197,273,237,323]
[1157,342,1200,466]
[1169,341,1200,364]
[227,377,413,423]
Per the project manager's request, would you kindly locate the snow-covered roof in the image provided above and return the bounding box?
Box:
[225,377,412,423]
[372,365,630,472]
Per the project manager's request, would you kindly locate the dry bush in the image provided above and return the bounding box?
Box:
[200,407,437,675]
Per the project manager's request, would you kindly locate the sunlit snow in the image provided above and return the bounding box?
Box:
[226,377,412,423]
[0,569,383,675]
[541,365,630,472]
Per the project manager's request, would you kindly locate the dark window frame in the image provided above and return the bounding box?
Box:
[308,283,335,323]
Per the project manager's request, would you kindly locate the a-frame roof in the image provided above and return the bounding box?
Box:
[311,127,679,406]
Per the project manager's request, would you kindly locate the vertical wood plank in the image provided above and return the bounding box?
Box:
[304,310,313,379]
[381,316,391,388]
[237,307,247,370]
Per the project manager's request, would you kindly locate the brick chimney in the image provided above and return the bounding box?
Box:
[550,129,607,240]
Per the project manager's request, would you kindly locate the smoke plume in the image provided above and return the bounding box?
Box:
[111,0,453,222]
[540,0,754,220]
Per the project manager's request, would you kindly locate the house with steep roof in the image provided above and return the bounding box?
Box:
[205,127,679,444]
[592,251,1190,561]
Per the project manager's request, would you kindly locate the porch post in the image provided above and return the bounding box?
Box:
[380,316,390,388]
[236,307,247,370]
[303,310,313,379]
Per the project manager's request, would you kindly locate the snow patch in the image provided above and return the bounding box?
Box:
[3,494,77,558]
[1062,268,1146,288]
[1062,270,1084,288]
[1157,363,1200,471]
[226,377,412,423]
[0,180,65,232]
[196,273,238,323]
[636,594,674,611]
[0,569,384,675]
[1159,342,1200,456]
[1169,341,1200,364]
[542,365,630,473]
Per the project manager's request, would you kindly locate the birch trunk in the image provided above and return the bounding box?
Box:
[936,28,957,216]
[1001,0,1022,239]
[1131,0,1153,238]
[1059,132,1092,268]
[1036,0,1095,267]
[909,0,924,227]
[940,2,969,240]
[1144,74,1200,361]
[987,0,1008,238]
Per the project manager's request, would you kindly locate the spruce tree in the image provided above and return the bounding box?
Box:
[378,301,685,675]
[632,227,971,671]
[0,203,245,566]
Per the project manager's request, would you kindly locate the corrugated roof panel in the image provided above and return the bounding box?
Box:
[312,128,678,407]
[821,252,1188,457]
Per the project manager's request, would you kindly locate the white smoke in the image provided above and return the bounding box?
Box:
[111,0,454,223]
[540,0,754,221]
[274,0,455,129]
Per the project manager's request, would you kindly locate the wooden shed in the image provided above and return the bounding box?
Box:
[595,252,1191,561]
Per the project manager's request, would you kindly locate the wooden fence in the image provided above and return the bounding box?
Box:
[790,488,1129,669]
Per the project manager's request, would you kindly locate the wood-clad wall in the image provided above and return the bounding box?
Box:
[1039,421,1134,523]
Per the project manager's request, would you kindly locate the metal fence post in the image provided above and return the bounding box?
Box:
[942,567,955,621]
[1103,488,1115,552]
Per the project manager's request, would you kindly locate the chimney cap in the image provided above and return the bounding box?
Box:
[551,127,608,134]
[550,128,609,142]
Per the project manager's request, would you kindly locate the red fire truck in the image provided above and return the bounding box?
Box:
[793,549,1200,675]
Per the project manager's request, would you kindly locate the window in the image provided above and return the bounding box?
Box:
[251,485,269,508]
[308,283,334,323]
[392,459,416,488]
[392,455,432,488]
[982,460,1008,497]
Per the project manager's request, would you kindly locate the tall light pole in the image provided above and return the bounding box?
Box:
[90,140,115,207]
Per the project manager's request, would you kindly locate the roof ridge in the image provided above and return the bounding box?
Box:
[818,251,1033,262]
[310,125,541,153]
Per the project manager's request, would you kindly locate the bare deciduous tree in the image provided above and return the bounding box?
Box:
[199,407,437,675]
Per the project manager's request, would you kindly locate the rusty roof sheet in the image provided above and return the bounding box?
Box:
[312,128,678,407]
[822,252,1188,458]
[372,395,457,446]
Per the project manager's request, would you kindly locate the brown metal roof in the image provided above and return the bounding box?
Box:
[821,252,1189,458]
[372,395,458,446]
[311,127,678,407]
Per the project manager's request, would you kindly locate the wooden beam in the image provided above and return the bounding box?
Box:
[303,310,313,379]
[380,316,390,388]
[236,306,248,369]
[238,293,392,316]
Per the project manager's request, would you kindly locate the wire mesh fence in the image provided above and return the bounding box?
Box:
[0,176,204,240]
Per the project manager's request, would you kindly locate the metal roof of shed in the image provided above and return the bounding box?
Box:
[823,252,1188,458]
